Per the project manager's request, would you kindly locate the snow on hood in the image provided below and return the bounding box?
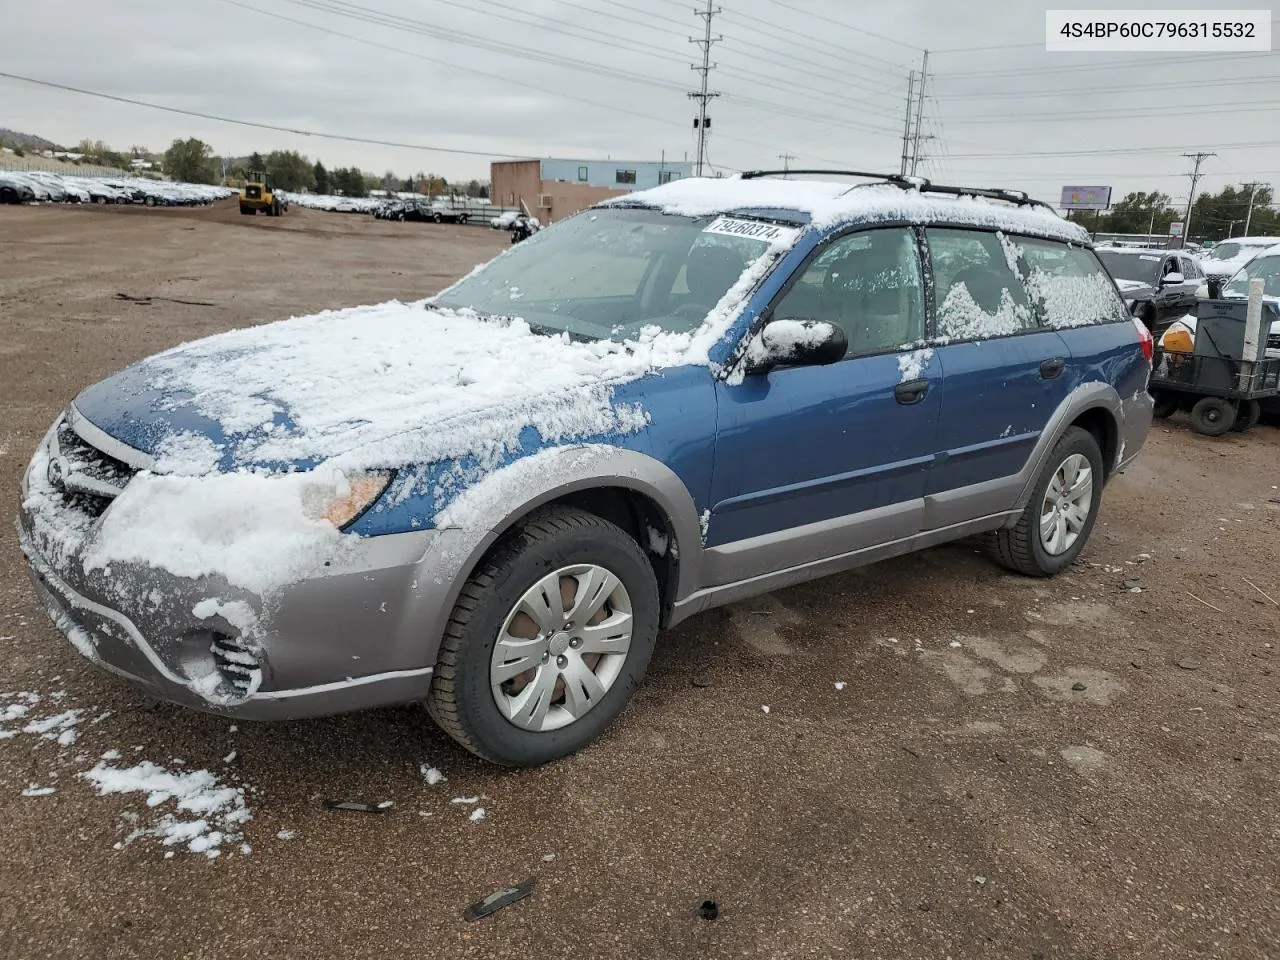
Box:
[1114,278,1151,292]
[73,299,720,476]
[600,177,1088,244]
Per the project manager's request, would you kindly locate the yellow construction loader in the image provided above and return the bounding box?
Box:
[239,171,286,216]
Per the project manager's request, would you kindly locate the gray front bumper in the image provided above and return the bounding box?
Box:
[16,506,469,721]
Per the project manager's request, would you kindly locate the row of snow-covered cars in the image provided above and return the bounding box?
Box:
[0,171,234,206]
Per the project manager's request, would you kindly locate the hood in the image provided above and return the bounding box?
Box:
[70,300,696,477]
[1114,278,1154,297]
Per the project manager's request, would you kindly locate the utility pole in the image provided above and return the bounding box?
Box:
[909,50,929,177]
[1242,180,1267,236]
[900,71,915,176]
[688,0,722,178]
[778,153,796,177]
[1181,151,1215,242]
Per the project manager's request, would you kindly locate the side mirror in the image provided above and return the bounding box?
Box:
[744,318,847,374]
[1160,272,1185,286]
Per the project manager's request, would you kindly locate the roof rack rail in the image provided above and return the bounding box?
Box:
[740,169,927,187]
[738,169,1058,213]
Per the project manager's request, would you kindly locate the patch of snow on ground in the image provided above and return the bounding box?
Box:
[469,807,486,822]
[22,785,57,797]
[420,764,445,786]
[80,760,250,859]
[23,708,82,744]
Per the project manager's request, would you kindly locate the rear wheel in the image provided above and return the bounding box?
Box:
[427,506,659,767]
[1233,398,1262,432]
[990,427,1104,577]
[1189,396,1235,436]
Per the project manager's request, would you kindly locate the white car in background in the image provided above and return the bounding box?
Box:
[1163,243,1280,358]
[1198,236,1280,283]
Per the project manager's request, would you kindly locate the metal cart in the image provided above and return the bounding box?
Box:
[1150,350,1280,435]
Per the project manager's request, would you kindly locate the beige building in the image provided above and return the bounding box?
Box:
[490,156,693,224]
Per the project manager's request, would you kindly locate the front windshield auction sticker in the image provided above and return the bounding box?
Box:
[1046,10,1271,51]
[703,216,800,245]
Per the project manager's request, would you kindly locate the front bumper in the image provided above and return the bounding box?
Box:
[16,417,473,721]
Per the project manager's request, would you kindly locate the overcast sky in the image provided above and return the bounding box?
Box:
[2,0,1278,208]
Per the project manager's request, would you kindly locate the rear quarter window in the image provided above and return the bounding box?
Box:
[1003,235,1129,329]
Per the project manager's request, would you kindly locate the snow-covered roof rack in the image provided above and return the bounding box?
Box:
[738,169,1056,213]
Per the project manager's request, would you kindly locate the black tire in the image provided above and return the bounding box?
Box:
[1233,398,1262,432]
[1151,390,1179,420]
[433,212,443,223]
[427,506,660,767]
[1189,396,1235,436]
[990,426,1105,577]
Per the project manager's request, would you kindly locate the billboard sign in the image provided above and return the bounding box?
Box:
[1169,221,1184,237]
[1060,185,1112,210]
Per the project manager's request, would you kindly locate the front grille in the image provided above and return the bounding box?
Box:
[245,186,261,199]
[210,635,263,697]
[48,420,139,518]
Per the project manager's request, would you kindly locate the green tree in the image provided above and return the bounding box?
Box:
[264,149,314,192]
[162,137,216,184]
[1189,185,1279,242]
[313,160,330,195]
[247,151,265,173]
[1097,191,1177,235]
[331,167,367,197]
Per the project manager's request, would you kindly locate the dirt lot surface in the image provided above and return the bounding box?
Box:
[1,201,1277,960]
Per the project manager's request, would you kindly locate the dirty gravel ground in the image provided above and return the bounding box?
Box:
[1,202,1277,960]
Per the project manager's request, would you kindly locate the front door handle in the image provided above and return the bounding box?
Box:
[1040,358,1065,380]
[894,379,930,405]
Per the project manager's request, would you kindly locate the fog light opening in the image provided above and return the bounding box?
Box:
[209,633,264,699]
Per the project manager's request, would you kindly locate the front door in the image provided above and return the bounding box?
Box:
[706,226,943,585]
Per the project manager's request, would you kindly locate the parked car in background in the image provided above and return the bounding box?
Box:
[1095,246,1202,335]
[0,172,37,204]
[1198,237,1280,285]
[18,172,1153,768]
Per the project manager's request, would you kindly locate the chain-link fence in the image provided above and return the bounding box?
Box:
[0,156,138,178]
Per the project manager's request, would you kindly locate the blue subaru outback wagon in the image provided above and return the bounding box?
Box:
[18,173,1153,766]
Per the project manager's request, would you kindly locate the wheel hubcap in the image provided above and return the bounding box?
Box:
[1039,453,1093,556]
[490,564,633,732]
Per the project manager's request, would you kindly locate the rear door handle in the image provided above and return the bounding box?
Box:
[894,379,930,405]
[1040,358,1065,380]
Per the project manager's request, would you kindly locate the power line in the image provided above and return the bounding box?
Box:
[946,100,1280,124]
[689,0,721,177]
[718,9,912,78]
[767,0,923,56]
[936,50,1276,79]
[0,70,539,160]
[934,74,1280,101]
[946,139,1280,160]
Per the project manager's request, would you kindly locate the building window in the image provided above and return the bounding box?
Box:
[577,166,588,182]
[615,169,637,185]
[658,171,679,184]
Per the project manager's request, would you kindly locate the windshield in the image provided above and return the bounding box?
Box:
[1223,255,1280,299]
[433,207,792,340]
[1097,251,1160,284]
[1208,243,1242,260]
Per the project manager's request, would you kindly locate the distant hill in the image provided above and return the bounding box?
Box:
[0,128,60,152]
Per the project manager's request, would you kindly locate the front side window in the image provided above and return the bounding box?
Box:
[616,169,637,185]
[1011,236,1129,328]
[771,227,925,354]
[432,208,790,341]
[928,228,1034,340]
[577,166,588,182]
[658,171,678,185]
[1223,255,1280,299]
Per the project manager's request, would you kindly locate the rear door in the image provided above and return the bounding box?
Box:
[922,228,1076,519]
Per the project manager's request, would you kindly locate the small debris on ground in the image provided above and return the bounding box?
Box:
[323,800,393,813]
[974,875,987,885]
[541,853,556,862]
[1072,682,1088,692]
[834,682,846,691]
[699,899,720,921]
[464,877,536,922]
[691,673,713,688]
[1177,659,1201,671]
[761,705,770,714]
[469,808,486,822]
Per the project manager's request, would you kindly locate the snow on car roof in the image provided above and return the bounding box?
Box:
[598,176,1089,244]
[1095,247,1170,256]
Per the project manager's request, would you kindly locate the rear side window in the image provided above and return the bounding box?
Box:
[1005,235,1129,329]
[928,228,1034,340]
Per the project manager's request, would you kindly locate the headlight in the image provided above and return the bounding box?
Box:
[300,470,392,529]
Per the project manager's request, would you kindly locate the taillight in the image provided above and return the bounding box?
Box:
[1132,316,1153,363]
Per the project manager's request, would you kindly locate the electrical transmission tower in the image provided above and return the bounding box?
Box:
[689,0,722,177]
[778,153,796,177]
[1182,151,1215,241]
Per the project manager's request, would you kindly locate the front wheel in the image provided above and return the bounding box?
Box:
[427,506,659,767]
[990,426,1104,577]
[1151,389,1179,420]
